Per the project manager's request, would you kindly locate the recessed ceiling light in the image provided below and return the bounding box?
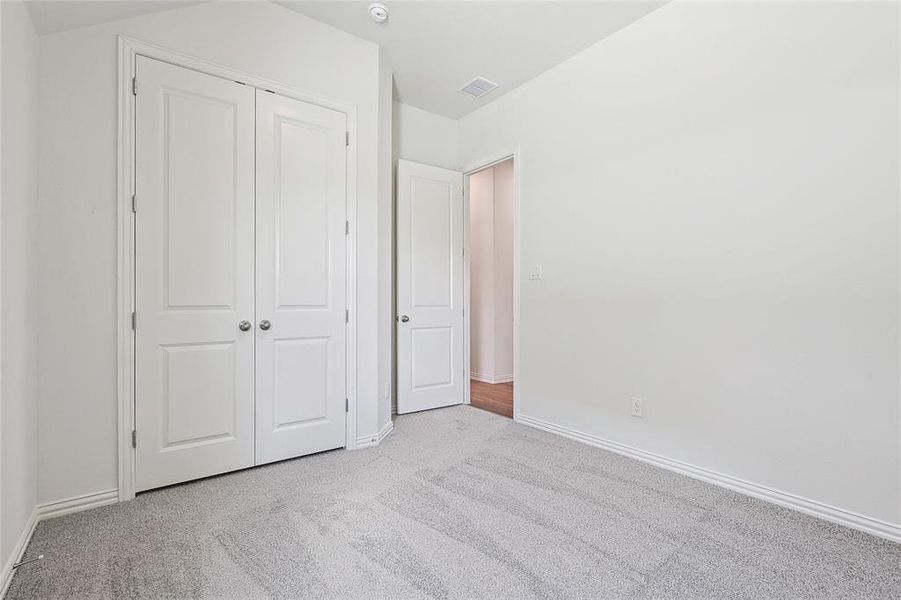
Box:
[369,3,389,23]
[460,77,498,99]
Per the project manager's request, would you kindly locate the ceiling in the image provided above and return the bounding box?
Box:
[25,1,207,35]
[25,0,665,119]
[277,1,665,118]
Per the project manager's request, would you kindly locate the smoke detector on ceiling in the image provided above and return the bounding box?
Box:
[369,3,389,23]
[460,77,498,99]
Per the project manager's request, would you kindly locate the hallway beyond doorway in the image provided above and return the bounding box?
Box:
[470,380,513,418]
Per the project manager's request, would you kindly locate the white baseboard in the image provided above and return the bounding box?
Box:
[516,414,901,544]
[470,372,514,384]
[0,507,38,599]
[36,489,119,521]
[0,488,118,598]
[377,420,394,443]
[355,420,394,449]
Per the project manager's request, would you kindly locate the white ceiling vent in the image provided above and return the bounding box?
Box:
[459,77,498,99]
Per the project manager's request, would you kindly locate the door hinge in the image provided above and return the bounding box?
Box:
[131,430,137,448]
[345,220,350,235]
[345,398,349,412]
[131,194,136,213]
[345,131,350,146]
[345,309,349,323]
[132,77,138,96]
[131,311,136,330]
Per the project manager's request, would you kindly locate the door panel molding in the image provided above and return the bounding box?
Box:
[117,36,359,501]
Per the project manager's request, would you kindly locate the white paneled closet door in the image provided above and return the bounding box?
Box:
[134,56,256,492]
[254,90,348,464]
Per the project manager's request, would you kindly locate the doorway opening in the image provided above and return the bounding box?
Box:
[394,155,517,418]
[466,158,515,418]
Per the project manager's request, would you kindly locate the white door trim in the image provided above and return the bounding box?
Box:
[117,35,359,502]
[462,149,521,420]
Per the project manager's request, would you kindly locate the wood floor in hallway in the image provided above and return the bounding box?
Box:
[470,380,513,418]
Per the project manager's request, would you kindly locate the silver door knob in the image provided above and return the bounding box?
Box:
[259,320,271,331]
[238,320,252,332]
[400,315,409,323]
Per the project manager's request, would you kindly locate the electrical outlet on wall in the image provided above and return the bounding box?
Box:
[384,382,391,400]
[528,264,542,280]
[631,397,643,418]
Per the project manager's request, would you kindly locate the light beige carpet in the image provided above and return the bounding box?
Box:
[7,405,899,599]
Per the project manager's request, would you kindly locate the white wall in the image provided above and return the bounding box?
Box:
[1,0,39,570]
[393,101,458,170]
[459,1,900,525]
[470,168,495,379]
[377,49,394,436]
[37,0,383,504]
[469,161,514,383]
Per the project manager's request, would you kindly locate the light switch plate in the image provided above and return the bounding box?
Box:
[528,265,542,280]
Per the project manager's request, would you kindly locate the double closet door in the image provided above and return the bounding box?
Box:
[134,56,347,492]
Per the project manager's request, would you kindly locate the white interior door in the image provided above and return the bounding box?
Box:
[134,56,256,491]
[254,90,347,463]
[397,160,464,414]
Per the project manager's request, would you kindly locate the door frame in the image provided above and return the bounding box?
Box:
[462,149,521,420]
[116,36,359,502]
